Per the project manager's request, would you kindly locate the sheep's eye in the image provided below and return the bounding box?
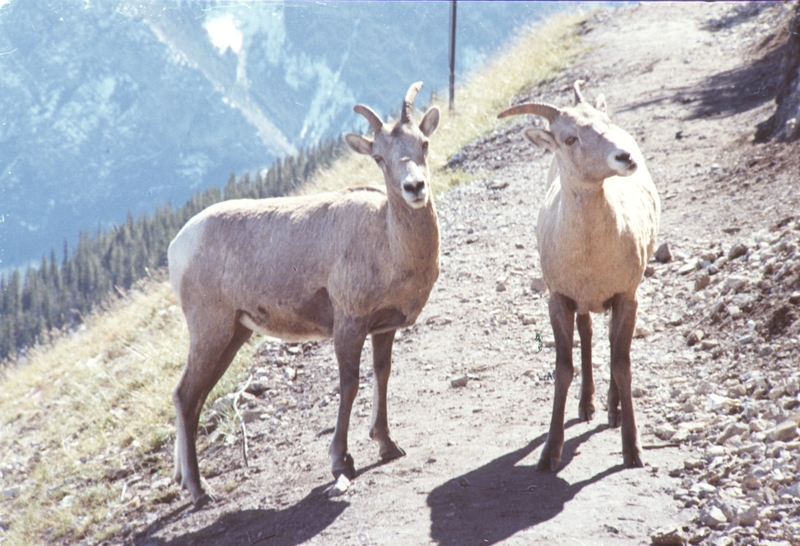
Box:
[373,155,383,164]
[565,136,577,146]
[422,140,429,151]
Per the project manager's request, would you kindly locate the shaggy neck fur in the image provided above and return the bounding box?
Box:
[386,188,440,272]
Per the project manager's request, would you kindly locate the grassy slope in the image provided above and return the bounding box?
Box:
[0,10,589,545]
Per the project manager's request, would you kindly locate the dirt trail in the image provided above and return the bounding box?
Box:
[124,4,800,545]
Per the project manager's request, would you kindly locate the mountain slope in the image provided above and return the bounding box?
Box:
[0,0,562,272]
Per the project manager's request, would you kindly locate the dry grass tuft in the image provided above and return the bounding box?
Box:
[0,9,589,545]
[0,278,254,544]
[299,10,590,197]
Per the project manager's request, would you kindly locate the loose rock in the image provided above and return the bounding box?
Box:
[694,271,710,291]
[766,420,798,442]
[686,330,704,346]
[654,242,673,263]
[735,504,758,527]
[328,474,351,498]
[698,505,728,527]
[530,278,547,293]
[650,525,687,545]
[727,243,748,260]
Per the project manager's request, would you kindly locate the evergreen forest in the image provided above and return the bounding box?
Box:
[0,136,347,363]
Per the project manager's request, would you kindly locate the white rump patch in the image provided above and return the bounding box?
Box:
[168,218,205,307]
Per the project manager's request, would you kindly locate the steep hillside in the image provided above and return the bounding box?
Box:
[2,3,800,546]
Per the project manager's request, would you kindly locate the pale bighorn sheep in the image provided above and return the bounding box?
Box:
[168,82,441,504]
[498,81,660,471]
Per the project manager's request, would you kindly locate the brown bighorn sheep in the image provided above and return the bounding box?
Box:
[168,82,441,504]
[498,81,660,471]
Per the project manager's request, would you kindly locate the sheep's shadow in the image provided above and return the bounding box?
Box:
[427,419,624,546]
[616,25,785,122]
[131,482,349,546]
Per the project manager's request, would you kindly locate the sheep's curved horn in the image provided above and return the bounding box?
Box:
[497,102,562,123]
[573,80,586,105]
[401,81,424,123]
[354,104,383,133]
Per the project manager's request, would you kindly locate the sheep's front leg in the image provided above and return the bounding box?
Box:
[609,294,643,468]
[538,293,575,472]
[329,316,368,481]
[607,334,621,427]
[369,330,406,461]
[576,313,595,421]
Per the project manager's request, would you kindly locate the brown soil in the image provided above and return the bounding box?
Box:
[117,4,800,545]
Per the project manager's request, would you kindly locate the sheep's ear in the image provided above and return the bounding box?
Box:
[594,94,607,113]
[524,127,557,151]
[345,133,373,156]
[419,106,440,137]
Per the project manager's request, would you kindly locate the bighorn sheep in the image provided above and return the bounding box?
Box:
[167,82,441,504]
[498,81,660,471]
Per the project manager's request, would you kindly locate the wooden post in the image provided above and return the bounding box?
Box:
[449,0,457,111]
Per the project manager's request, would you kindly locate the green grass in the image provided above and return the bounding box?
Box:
[0,9,590,545]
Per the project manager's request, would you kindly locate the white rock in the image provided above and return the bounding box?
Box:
[634,320,652,338]
[778,482,800,499]
[767,420,799,442]
[707,393,740,413]
[59,494,76,508]
[655,423,677,440]
[691,482,717,498]
[150,477,172,490]
[726,305,742,319]
[328,474,351,497]
[650,526,687,545]
[736,504,758,526]
[716,422,748,444]
[530,278,547,293]
[699,505,728,527]
[722,275,748,294]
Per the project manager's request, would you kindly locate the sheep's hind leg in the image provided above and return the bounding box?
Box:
[609,295,643,468]
[369,330,406,461]
[576,313,595,421]
[538,293,575,472]
[329,316,368,482]
[173,317,252,505]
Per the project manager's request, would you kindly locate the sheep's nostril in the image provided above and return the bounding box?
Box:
[615,152,632,164]
[404,181,425,194]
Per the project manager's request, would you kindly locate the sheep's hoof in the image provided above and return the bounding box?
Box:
[187,478,216,507]
[607,411,622,428]
[578,403,595,422]
[192,492,215,508]
[536,453,560,472]
[623,451,644,468]
[331,453,356,481]
[536,441,561,472]
[380,445,406,462]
